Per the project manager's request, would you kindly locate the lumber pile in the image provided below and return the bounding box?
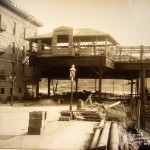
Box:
[59,110,73,121]
[74,110,102,122]
[90,120,120,150]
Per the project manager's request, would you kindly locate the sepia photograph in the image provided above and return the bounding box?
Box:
[0,0,150,149]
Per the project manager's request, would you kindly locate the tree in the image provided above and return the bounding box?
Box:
[7,14,37,105]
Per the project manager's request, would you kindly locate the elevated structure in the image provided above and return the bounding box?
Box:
[27,26,150,130]
[27,26,150,81]
[27,26,119,78]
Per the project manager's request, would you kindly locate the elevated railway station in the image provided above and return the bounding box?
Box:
[27,26,150,130]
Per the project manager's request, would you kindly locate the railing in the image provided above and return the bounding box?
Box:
[52,48,73,56]
[35,47,107,57]
[106,48,117,60]
[30,45,150,63]
[116,46,150,62]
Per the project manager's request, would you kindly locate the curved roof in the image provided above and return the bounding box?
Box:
[26,26,119,45]
[73,28,109,36]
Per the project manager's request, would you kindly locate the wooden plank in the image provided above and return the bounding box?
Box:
[59,116,70,121]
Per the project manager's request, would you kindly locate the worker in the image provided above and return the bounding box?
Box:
[84,92,93,109]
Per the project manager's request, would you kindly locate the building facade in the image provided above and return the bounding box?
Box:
[0,0,42,102]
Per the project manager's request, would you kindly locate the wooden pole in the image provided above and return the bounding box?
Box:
[90,119,105,150]
[140,45,144,61]
[130,76,133,117]
[99,66,102,103]
[140,66,146,129]
[110,122,119,150]
[97,121,111,149]
[137,100,141,131]
[11,79,14,106]
[95,79,97,92]
[113,80,114,97]
[36,80,39,100]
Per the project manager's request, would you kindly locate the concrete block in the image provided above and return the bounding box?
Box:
[59,116,70,121]
[28,127,45,135]
[29,119,45,128]
[60,111,73,119]
[29,111,45,119]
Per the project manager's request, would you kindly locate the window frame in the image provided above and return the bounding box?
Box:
[0,88,5,94]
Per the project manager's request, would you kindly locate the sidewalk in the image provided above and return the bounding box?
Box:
[0,104,97,150]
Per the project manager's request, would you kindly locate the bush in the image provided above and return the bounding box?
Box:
[7,96,19,101]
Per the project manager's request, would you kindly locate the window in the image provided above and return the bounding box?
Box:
[23,27,26,39]
[0,75,6,80]
[0,14,6,31]
[13,22,16,34]
[18,88,22,93]
[1,88,5,94]
[11,42,15,54]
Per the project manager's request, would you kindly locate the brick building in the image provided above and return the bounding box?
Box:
[0,0,42,102]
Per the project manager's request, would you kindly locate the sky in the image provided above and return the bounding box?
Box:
[12,0,150,46]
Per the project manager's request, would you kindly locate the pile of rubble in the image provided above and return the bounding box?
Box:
[59,99,150,149]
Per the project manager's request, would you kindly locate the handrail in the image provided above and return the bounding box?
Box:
[117,46,150,62]
[29,45,150,63]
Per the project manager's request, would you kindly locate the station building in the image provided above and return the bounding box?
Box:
[0,0,42,102]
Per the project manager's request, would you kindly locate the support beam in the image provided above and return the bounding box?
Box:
[105,37,108,56]
[130,75,133,117]
[140,45,144,61]
[140,66,146,129]
[95,79,97,92]
[99,66,102,102]
[48,77,51,98]
[36,80,39,100]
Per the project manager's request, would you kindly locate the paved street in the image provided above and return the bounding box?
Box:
[0,103,97,150]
